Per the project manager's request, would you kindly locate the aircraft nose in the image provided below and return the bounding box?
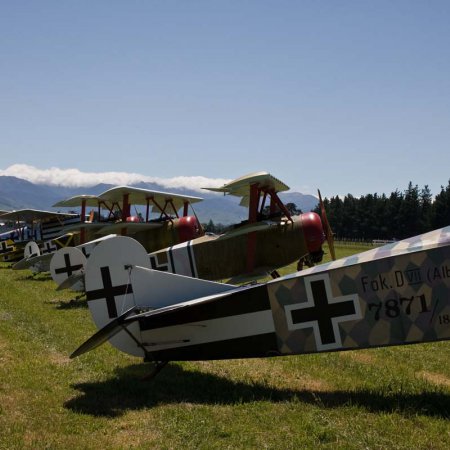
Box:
[177,216,202,242]
[301,212,325,254]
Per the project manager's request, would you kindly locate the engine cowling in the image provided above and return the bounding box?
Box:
[176,216,203,242]
[300,212,325,261]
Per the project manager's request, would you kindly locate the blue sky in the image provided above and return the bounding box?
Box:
[1,1,449,197]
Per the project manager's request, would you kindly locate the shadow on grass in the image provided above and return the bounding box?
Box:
[53,296,88,310]
[17,273,53,282]
[65,363,450,418]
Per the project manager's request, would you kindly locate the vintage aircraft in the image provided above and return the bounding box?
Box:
[148,172,331,281]
[52,172,329,291]
[0,211,35,262]
[53,186,204,250]
[71,225,450,378]
[0,216,19,262]
[49,186,204,289]
[0,209,80,267]
[0,238,19,263]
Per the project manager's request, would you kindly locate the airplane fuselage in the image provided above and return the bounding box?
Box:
[73,227,450,361]
[148,213,324,280]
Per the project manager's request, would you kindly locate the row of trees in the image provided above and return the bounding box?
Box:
[316,180,450,241]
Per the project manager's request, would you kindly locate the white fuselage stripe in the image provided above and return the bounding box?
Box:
[139,309,275,351]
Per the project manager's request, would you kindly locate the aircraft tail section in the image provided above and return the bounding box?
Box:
[71,306,138,358]
[50,247,86,291]
[82,236,235,356]
[49,234,118,291]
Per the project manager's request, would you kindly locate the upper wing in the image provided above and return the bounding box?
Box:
[0,209,78,223]
[52,195,105,208]
[203,171,289,207]
[98,186,203,210]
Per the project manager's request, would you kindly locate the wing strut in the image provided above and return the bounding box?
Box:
[318,190,336,260]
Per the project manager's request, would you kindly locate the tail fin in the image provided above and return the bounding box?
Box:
[50,247,86,291]
[24,241,40,258]
[83,236,234,356]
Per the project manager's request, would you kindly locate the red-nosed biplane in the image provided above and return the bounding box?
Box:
[49,186,203,290]
[148,172,331,281]
[53,172,330,291]
[71,226,450,379]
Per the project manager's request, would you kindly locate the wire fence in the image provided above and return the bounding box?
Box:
[332,238,395,247]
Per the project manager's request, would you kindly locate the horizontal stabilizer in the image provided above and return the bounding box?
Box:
[130,265,235,308]
[123,289,238,324]
[12,252,53,270]
[56,272,85,291]
[70,306,138,358]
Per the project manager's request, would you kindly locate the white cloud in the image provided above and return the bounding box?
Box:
[0,164,231,192]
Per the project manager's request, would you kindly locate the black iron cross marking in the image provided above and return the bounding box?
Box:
[150,244,198,277]
[150,254,168,272]
[55,253,83,277]
[43,241,57,254]
[86,266,133,318]
[0,241,13,253]
[285,274,360,350]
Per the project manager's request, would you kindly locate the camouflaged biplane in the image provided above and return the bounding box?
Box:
[71,225,450,379]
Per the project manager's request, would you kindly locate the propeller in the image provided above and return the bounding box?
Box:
[318,189,336,261]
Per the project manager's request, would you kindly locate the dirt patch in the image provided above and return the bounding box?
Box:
[0,334,13,364]
[48,350,71,366]
[418,371,450,388]
[297,375,332,392]
[340,350,376,365]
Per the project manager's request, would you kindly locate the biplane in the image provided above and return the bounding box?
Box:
[52,173,327,291]
[71,225,450,379]
[0,215,18,262]
[49,186,204,289]
[148,172,330,281]
[0,209,80,268]
[0,210,34,262]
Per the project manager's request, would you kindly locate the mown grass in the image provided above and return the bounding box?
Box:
[0,243,449,449]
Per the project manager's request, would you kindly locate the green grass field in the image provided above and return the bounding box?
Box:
[0,243,449,449]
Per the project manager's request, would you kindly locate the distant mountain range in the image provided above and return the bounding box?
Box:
[0,175,319,225]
